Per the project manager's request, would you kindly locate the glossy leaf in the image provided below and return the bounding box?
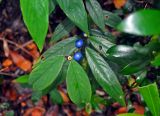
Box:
[121,58,149,75]
[118,9,160,36]
[67,60,92,105]
[43,37,76,58]
[107,45,150,74]
[49,0,57,14]
[85,47,125,106]
[86,0,105,30]
[107,45,140,59]
[118,113,144,116]
[89,36,114,56]
[139,83,160,116]
[90,29,116,43]
[50,89,63,104]
[20,0,49,51]
[29,56,65,91]
[151,53,160,66]
[103,10,122,28]
[15,75,29,83]
[57,0,89,34]
[51,18,75,42]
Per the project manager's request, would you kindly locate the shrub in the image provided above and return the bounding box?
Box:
[19,0,160,115]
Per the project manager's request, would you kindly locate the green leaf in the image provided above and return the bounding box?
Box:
[151,53,160,66]
[50,89,63,104]
[118,113,144,116]
[4,110,14,116]
[107,45,150,74]
[117,9,160,36]
[67,60,92,105]
[90,29,116,43]
[89,36,114,56]
[53,61,70,88]
[139,83,160,116]
[20,0,49,51]
[107,45,140,59]
[121,59,149,75]
[86,0,105,30]
[85,47,125,106]
[49,0,57,14]
[31,91,42,102]
[15,75,29,83]
[51,18,75,42]
[103,10,122,28]
[29,56,65,91]
[56,0,89,34]
[43,37,76,58]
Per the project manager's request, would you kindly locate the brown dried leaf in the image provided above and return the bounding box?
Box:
[2,59,13,67]
[113,0,127,9]
[3,39,10,57]
[24,107,45,116]
[10,51,32,71]
[133,103,145,114]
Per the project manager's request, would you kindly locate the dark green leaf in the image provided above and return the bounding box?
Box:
[107,45,140,59]
[90,29,116,43]
[117,9,160,36]
[103,10,122,28]
[43,37,76,58]
[15,75,29,83]
[31,91,42,102]
[121,59,149,75]
[86,0,105,30]
[29,56,65,90]
[51,18,75,42]
[57,0,89,34]
[89,36,114,56]
[85,47,125,106]
[20,0,49,51]
[49,0,57,14]
[67,60,92,105]
[151,53,160,66]
[107,45,150,74]
[53,61,69,88]
[50,89,63,104]
[139,83,160,116]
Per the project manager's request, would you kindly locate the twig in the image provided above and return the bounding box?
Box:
[15,40,33,51]
[13,94,31,106]
[0,72,17,77]
[0,37,35,58]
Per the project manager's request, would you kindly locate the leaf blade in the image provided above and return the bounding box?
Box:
[29,56,65,91]
[20,0,49,50]
[86,0,105,30]
[139,83,160,116]
[51,18,75,42]
[67,60,92,105]
[43,37,76,58]
[57,0,89,34]
[117,9,160,36]
[86,47,125,106]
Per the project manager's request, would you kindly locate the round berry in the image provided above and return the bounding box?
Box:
[74,52,83,61]
[75,39,84,48]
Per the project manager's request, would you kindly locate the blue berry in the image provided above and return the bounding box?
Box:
[75,39,84,48]
[74,52,83,61]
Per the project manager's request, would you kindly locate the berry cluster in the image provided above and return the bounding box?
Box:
[67,33,87,61]
[74,38,84,61]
